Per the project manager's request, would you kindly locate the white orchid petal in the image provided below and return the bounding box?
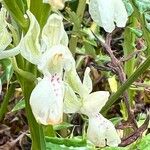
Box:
[60,30,69,47]
[30,76,64,125]
[87,114,106,147]
[105,117,121,147]
[87,114,121,147]
[64,83,81,114]
[41,13,68,51]
[114,0,128,27]
[0,38,22,59]
[20,10,42,64]
[0,7,12,53]
[89,0,102,26]
[0,7,8,31]
[64,68,86,97]
[0,46,20,59]
[43,0,65,10]
[0,28,12,51]
[83,67,92,94]
[80,91,109,116]
[38,45,75,76]
[89,0,115,33]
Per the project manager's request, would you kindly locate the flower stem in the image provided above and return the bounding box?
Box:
[0,82,15,121]
[123,14,137,117]
[11,57,37,82]
[23,81,46,150]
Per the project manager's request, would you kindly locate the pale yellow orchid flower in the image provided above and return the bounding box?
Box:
[89,0,128,32]
[64,67,121,147]
[20,10,68,65]
[19,11,75,125]
[87,114,121,147]
[30,45,75,125]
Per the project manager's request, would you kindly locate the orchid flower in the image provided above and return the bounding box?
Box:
[0,9,73,125]
[30,45,75,125]
[87,113,121,147]
[17,11,75,125]
[20,10,68,65]
[0,10,68,61]
[0,7,20,59]
[89,0,128,33]
[64,67,121,147]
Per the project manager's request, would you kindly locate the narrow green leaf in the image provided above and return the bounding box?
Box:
[101,147,128,150]
[45,137,87,147]
[3,0,29,31]
[46,142,89,150]
[30,0,50,28]
[11,99,25,112]
[53,122,73,131]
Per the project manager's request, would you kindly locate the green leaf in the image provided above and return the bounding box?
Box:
[3,0,29,31]
[11,99,25,112]
[15,0,28,14]
[134,0,150,13]
[110,117,122,126]
[101,52,150,114]
[46,142,89,150]
[53,122,73,131]
[0,58,13,84]
[96,55,111,64]
[130,134,150,150]
[129,27,143,37]
[108,76,118,93]
[66,9,81,32]
[101,147,128,150]
[46,142,69,150]
[30,0,50,28]
[83,40,96,57]
[123,0,134,16]
[67,0,79,12]
[45,136,87,147]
